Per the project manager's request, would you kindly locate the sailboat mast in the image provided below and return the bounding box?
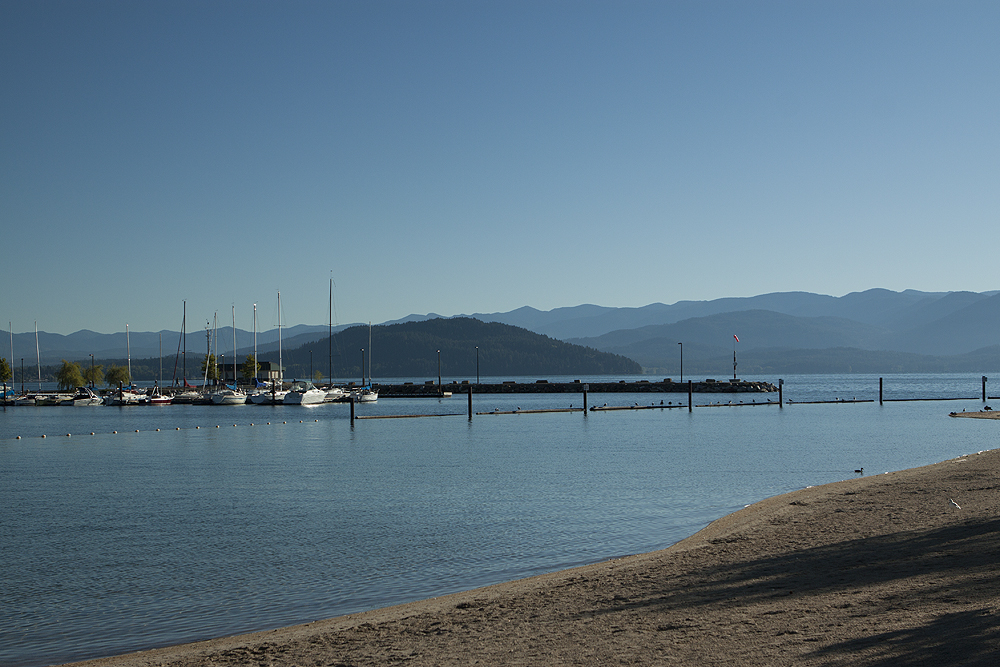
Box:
[232,305,236,387]
[329,277,332,384]
[253,303,257,384]
[182,300,186,382]
[126,323,131,386]
[34,321,40,392]
[277,291,282,386]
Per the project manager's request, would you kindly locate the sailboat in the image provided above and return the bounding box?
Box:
[351,322,378,402]
[105,324,143,405]
[324,277,345,401]
[250,291,288,404]
[212,305,247,404]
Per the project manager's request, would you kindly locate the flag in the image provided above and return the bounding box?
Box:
[733,334,739,342]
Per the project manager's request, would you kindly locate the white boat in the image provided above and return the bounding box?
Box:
[148,386,172,405]
[249,382,287,404]
[324,386,346,402]
[211,386,247,405]
[351,322,377,402]
[212,306,247,405]
[62,386,102,406]
[351,385,378,402]
[104,387,144,406]
[170,389,201,404]
[283,381,326,405]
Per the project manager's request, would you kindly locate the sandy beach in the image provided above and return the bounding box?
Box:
[69,449,1000,667]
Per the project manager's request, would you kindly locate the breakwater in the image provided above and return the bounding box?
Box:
[377,379,777,396]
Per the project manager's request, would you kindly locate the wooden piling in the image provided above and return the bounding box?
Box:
[879,377,883,405]
[467,383,473,420]
[778,379,783,407]
[688,380,692,412]
[350,395,355,423]
[583,383,588,412]
[983,375,988,402]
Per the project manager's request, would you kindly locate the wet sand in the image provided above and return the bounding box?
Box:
[70,449,1000,667]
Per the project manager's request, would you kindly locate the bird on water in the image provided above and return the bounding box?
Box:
[854,467,864,475]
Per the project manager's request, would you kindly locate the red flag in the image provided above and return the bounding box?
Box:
[733,334,739,342]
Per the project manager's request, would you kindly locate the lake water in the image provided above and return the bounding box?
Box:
[1,373,996,666]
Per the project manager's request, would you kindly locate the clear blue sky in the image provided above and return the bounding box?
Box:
[3,1,998,335]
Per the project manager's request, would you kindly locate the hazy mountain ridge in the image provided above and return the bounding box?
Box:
[6,289,1000,372]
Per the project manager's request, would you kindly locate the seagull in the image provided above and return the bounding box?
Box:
[854,467,864,475]
[950,498,962,509]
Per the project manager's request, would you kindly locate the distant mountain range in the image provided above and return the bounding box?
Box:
[6,289,1000,375]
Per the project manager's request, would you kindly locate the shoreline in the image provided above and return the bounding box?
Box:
[68,450,1000,666]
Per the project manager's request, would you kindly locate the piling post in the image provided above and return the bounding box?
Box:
[778,379,783,408]
[688,380,693,412]
[583,384,588,413]
[350,395,355,423]
[879,377,883,406]
[983,376,988,402]
[467,383,473,420]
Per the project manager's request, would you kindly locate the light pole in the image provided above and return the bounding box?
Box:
[437,349,442,395]
[89,354,94,388]
[360,348,365,385]
[677,342,682,384]
[476,346,479,385]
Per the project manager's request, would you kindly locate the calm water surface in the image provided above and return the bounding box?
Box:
[1,373,996,666]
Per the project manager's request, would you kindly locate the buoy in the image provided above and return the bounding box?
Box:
[196,426,200,429]
[176,427,181,430]
[156,428,160,432]
[216,425,220,428]
[66,434,71,437]
[41,434,46,438]
[90,432,95,435]
[135,430,139,433]
[112,431,117,434]
[16,435,20,439]
[250,423,254,426]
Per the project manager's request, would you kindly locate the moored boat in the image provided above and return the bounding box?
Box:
[62,387,102,406]
[211,385,248,405]
[283,381,325,405]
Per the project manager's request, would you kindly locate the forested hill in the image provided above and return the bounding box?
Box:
[280,318,641,378]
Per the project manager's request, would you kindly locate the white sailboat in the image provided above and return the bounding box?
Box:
[324,277,346,401]
[250,291,288,404]
[105,324,144,405]
[351,322,378,402]
[213,305,247,405]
